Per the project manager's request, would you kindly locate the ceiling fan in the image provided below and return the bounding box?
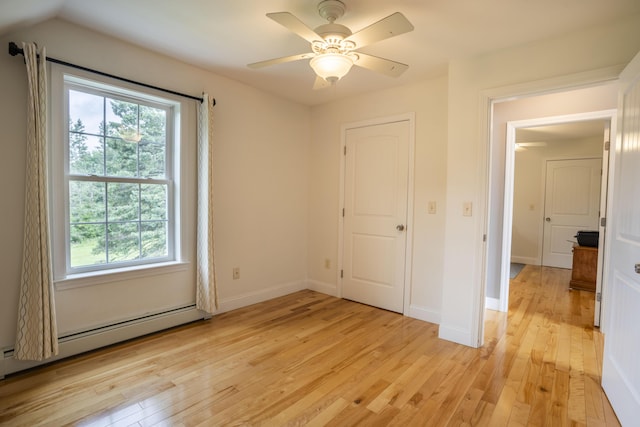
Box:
[248,0,414,89]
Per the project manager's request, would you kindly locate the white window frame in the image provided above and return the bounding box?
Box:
[50,66,188,288]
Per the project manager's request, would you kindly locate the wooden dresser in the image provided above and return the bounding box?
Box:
[570,245,597,291]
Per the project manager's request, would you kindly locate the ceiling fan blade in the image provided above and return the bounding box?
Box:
[312,76,332,90]
[517,142,548,147]
[353,52,408,77]
[267,12,322,44]
[248,53,315,69]
[345,12,414,49]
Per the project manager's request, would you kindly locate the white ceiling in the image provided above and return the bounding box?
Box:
[517,120,608,144]
[2,0,640,106]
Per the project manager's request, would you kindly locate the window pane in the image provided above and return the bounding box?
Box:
[106,98,139,141]
[64,79,175,273]
[69,90,104,135]
[140,184,167,220]
[70,224,106,267]
[141,222,167,258]
[69,135,104,175]
[140,105,166,144]
[107,183,139,222]
[106,137,138,177]
[69,181,105,223]
[108,222,140,262]
[139,142,165,178]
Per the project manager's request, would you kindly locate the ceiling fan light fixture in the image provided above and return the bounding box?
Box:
[249,3,414,89]
[310,53,354,83]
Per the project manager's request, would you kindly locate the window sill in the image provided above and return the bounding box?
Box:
[55,261,190,290]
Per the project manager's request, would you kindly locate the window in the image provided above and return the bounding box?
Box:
[57,75,181,276]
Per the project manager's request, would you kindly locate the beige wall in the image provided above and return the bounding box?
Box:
[0,19,311,349]
[308,76,448,322]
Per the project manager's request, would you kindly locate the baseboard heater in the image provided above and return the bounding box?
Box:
[1,304,203,379]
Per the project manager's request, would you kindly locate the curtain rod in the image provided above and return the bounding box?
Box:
[8,42,216,106]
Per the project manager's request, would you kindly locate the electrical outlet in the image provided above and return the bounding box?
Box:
[463,202,473,217]
[232,267,240,280]
[428,201,437,214]
[324,258,331,269]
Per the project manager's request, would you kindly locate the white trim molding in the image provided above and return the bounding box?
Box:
[306,280,338,297]
[485,297,501,311]
[439,324,473,346]
[2,305,203,378]
[510,256,539,265]
[216,280,307,314]
[407,305,440,324]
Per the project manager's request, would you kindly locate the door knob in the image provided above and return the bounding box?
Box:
[545,217,551,222]
[635,263,640,274]
[396,224,405,231]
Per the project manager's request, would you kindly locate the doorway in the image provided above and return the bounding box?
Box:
[500,110,615,326]
[483,83,618,317]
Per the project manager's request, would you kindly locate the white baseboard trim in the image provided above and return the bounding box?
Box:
[306,280,338,297]
[2,279,453,377]
[2,306,203,378]
[438,324,477,348]
[511,256,538,265]
[407,304,440,324]
[2,280,310,378]
[216,280,307,314]
[485,297,501,311]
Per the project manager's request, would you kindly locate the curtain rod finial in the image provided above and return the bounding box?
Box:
[9,41,22,56]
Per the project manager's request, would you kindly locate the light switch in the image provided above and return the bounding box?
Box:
[463,202,473,217]
[428,201,437,214]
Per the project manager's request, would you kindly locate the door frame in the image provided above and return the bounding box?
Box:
[499,111,615,314]
[474,65,624,347]
[337,113,416,314]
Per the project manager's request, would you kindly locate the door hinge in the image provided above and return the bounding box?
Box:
[596,292,601,302]
[340,270,343,278]
[342,208,345,217]
[601,217,606,227]
[604,141,610,151]
[483,234,487,242]
[344,146,347,155]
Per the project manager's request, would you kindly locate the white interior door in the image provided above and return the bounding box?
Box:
[601,50,640,426]
[342,120,409,313]
[542,158,601,268]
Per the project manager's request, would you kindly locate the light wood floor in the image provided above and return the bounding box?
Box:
[0,265,619,426]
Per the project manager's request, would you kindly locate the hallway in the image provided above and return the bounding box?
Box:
[481,264,616,425]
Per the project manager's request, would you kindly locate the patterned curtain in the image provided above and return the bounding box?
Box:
[196,94,218,315]
[14,43,59,361]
